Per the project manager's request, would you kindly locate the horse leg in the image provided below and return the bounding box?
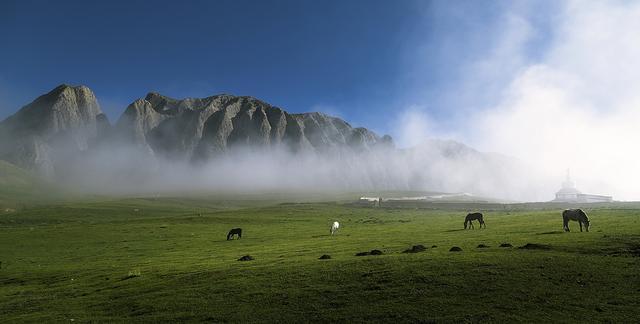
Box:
[579,221,583,232]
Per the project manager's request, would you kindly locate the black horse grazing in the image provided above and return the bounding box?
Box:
[227,228,242,240]
[464,212,486,229]
[562,209,590,232]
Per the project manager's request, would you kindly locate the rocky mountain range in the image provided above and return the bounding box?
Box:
[115,91,393,162]
[0,84,393,176]
[0,84,531,200]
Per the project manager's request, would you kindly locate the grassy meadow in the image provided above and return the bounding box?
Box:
[1,195,639,323]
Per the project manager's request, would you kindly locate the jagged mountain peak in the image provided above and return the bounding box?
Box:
[114,91,392,160]
[0,84,103,176]
[1,83,101,133]
[1,85,393,175]
[53,83,91,91]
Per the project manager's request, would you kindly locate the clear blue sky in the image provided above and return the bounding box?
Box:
[0,0,555,137]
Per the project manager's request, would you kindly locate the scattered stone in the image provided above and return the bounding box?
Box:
[431,245,437,248]
[449,246,463,252]
[319,254,331,260]
[518,243,552,250]
[238,255,254,261]
[499,243,513,248]
[355,252,370,256]
[403,245,427,253]
[477,244,490,248]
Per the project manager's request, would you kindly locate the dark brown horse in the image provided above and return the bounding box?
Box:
[227,228,242,240]
[464,212,486,229]
[562,209,589,232]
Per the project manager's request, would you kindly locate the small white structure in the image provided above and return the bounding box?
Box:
[553,170,612,203]
[330,221,340,235]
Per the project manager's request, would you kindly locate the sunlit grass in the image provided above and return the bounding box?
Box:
[0,197,638,322]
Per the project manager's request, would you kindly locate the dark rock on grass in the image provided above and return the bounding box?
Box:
[403,245,427,253]
[518,243,551,250]
[238,255,254,261]
[477,244,489,248]
[431,245,437,248]
[449,246,463,252]
[356,249,384,256]
[319,254,331,260]
[499,243,513,248]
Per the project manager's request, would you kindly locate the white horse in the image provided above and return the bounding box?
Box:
[330,221,340,235]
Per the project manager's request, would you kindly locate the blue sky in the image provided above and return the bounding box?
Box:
[0,0,555,138]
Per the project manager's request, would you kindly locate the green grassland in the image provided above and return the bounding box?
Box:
[0,160,46,208]
[1,195,639,323]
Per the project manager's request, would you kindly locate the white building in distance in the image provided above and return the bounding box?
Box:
[553,171,612,203]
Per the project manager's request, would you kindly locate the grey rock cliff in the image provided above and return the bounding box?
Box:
[0,84,104,176]
[0,85,393,175]
[115,93,392,161]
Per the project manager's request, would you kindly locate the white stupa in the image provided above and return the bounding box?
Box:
[553,170,612,203]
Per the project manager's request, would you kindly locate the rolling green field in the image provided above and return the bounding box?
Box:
[1,196,639,323]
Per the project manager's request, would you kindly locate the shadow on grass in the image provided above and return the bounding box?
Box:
[536,231,564,235]
[518,243,552,250]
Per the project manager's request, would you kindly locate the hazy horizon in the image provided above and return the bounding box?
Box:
[2,0,639,201]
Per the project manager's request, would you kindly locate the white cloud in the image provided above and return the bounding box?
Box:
[393,105,435,148]
[468,1,640,200]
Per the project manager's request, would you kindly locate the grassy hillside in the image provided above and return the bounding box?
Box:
[0,160,46,208]
[1,197,639,322]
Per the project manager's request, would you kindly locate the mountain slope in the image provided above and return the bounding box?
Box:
[0,160,50,206]
[0,84,105,176]
[114,92,392,161]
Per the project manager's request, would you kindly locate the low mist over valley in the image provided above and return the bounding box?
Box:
[0,84,530,200]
